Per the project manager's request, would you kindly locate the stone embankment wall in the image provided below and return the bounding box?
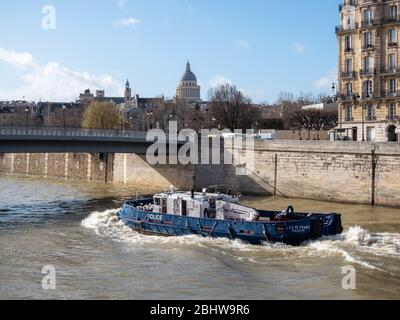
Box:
[0,153,114,182]
[1,141,400,206]
[0,152,195,192]
[194,141,400,207]
[112,154,195,191]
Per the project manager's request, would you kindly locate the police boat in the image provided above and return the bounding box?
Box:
[117,187,343,245]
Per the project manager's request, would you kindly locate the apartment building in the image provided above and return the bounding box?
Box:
[335,0,400,141]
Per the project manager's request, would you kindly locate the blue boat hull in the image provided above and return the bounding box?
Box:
[117,199,343,245]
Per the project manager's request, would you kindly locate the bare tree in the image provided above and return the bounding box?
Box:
[277,91,296,104]
[209,84,261,131]
[155,97,189,132]
[290,109,337,140]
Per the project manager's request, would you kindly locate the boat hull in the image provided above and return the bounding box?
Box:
[117,199,343,246]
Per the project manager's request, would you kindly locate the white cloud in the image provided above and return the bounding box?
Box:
[0,48,35,69]
[208,75,233,89]
[313,69,338,91]
[114,17,141,27]
[293,42,305,54]
[235,40,249,49]
[117,0,128,7]
[0,47,124,102]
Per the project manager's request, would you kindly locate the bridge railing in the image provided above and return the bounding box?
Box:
[0,126,148,139]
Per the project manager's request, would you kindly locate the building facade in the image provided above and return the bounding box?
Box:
[336,0,400,142]
[176,61,202,104]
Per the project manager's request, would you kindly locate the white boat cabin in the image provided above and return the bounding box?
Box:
[151,188,259,222]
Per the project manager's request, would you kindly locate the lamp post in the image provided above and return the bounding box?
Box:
[62,105,66,129]
[331,83,341,131]
[361,94,370,142]
[332,83,338,98]
[25,107,29,128]
[146,110,155,130]
[351,93,363,141]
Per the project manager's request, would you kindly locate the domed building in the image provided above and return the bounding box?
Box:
[176,61,202,104]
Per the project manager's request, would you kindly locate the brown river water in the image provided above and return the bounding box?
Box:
[0,174,399,300]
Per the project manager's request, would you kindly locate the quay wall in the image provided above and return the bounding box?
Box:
[0,153,114,182]
[1,141,400,206]
[0,152,195,192]
[194,141,400,207]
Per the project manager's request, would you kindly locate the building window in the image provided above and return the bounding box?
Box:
[363,32,373,48]
[346,106,353,122]
[363,56,374,73]
[367,105,376,121]
[345,59,353,74]
[363,80,373,98]
[367,127,375,141]
[346,82,353,96]
[345,35,352,51]
[363,9,373,25]
[389,79,397,95]
[388,53,397,71]
[389,28,397,45]
[390,5,398,21]
[389,103,397,120]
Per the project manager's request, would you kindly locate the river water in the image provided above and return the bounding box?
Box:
[0,174,399,300]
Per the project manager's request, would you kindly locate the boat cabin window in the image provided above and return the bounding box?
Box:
[154,197,161,206]
[181,200,187,216]
[161,198,167,214]
[209,198,217,208]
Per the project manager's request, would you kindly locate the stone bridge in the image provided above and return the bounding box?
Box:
[0,126,181,154]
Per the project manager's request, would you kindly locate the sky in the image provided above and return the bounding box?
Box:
[0,0,341,103]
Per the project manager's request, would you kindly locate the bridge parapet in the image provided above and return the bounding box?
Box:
[0,126,148,140]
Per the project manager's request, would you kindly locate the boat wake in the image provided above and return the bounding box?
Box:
[82,209,400,272]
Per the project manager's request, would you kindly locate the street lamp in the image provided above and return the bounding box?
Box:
[211,117,216,129]
[332,83,338,96]
[350,93,362,141]
[146,110,155,130]
[62,105,66,129]
[25,107,29,127]
[361,94,370,142]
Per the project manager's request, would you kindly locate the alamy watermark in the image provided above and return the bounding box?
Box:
[41,5,56,30]
[341,266,356,290]
[146,121,255,176]
[41,265,56,290]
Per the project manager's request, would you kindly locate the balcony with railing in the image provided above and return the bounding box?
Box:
[381,66,400,75]
[384,17,400,24]
[362,44,375,51]
[365,114,377,121]
[344,47,355,54]
[336,23,358,34]
[340,94,355,102]
[361,92,375,100]
[341,71,357,79]
[360,68,376,77]
[381,90,400,99]
[387,114,397,121]
[344,115,354,122]
[360,19,376,28]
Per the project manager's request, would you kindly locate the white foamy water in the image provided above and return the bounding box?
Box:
[81,209,400,272]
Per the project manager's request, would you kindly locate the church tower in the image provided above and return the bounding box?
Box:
[124,79,132,102]
[176,61,201,103]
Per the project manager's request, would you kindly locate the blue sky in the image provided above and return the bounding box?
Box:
[0,0,340,103]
